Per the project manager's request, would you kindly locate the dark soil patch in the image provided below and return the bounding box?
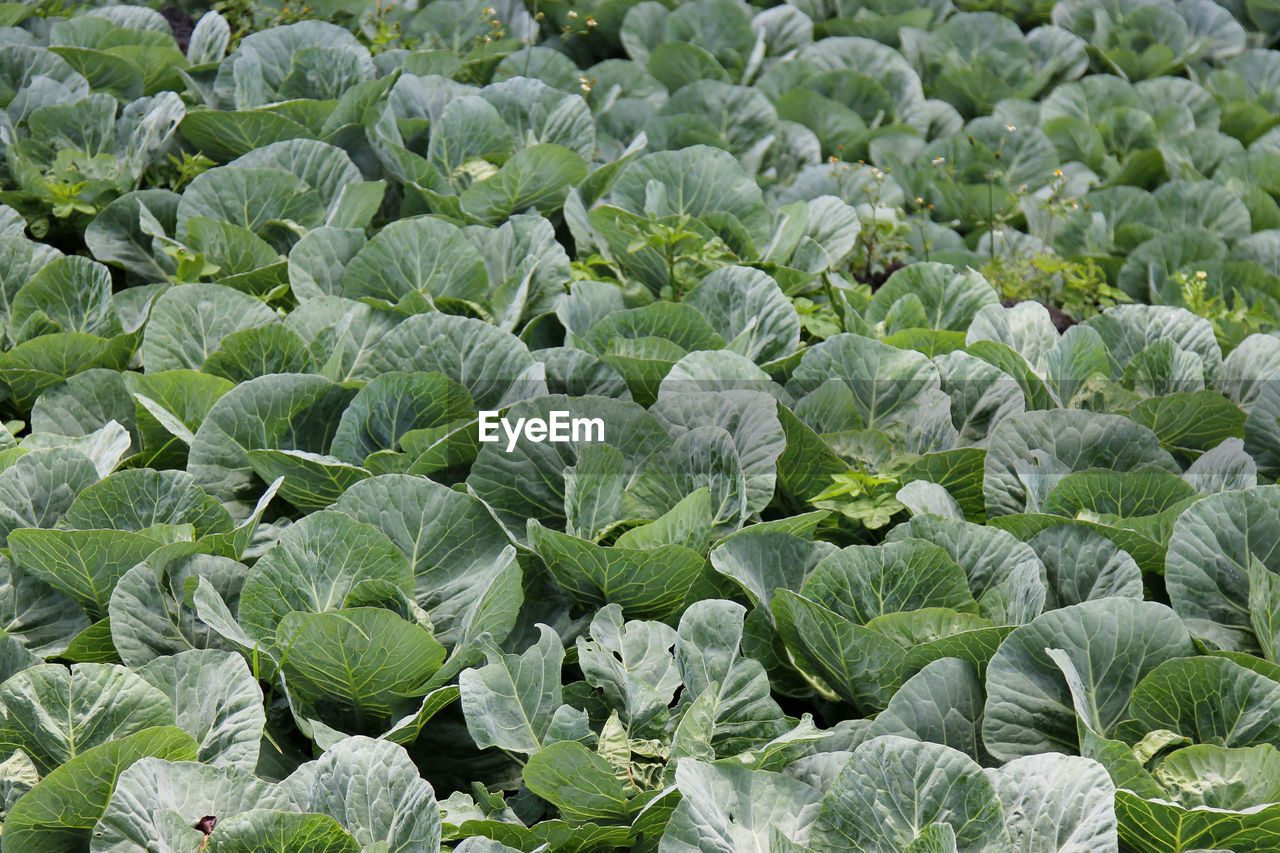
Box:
[1002,298,1077,332]
[161,6,195,53]
[857,260,907,291]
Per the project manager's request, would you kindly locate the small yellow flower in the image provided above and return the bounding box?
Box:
[1196,270,1208,280]
[1006,123,1016,132]
[567,9,577,16]
[585,15,596,26]
[931,156,945,165]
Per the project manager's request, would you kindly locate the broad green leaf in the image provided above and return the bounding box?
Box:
[1115,745,1280,852]
[685,266,800,363]
[1166,485,1280,653]
[1028,525,1143,609]
[287,227,366,301]
[277,608,446,734]
[188,11,230,64]
[529,521,707,620]
[630,425,750,531]
[802,539,978,625]
[0,662,174,775]
[227,138,362,212]
[648,389,784,520]
[576,604,680,733]
[609,145,771,243]
[982,599,1195,761]
[461,143,588,224]
[988,753,1117,852]
[330,371,474,466]
[660,759,822,852]
[202,325,314,382]
[1129,391,1246,452]
[62,468,232,536]
[1083,305,1221,381]
[866,658,987,762]
[587,304,727,406]
[787,333,942,440]
[136,649,264,770]
[188,373,355,503]
[19,419,132,480]
[179,109,312,160]
[674,600,789,752]
[84,191,178,281]
[1041,325,1111,407]
[8,527,164,619]
[563,443,628,542]
[92,758,292,853]
[902,823,959,853]
[0,448,99,547]
[1127,656,1280,749]
[774,589,907,710]
[175,166,325,240]
[237,510,411,658]
[426,95,514,177]
[523,741,633,824]
[289,735,442,853]
[0,332,134,412]
[468,395,669,538]
[62,618,119,664]
[341,215,487,311]
[459,624,564,754]
[127,369,234,466]
[463,214,572,331]
[984,409,1179,517]
[866,263,999,333]
[774,403,846,504]
[1043,467,1199,520]
[886,515,1046,625]
[244,448,369,511]
[0,748,38,821]
[0,552,90,658]
[812,735,1010,853]
[331,474,519,655]
[708,530,837,616]
[1182,438,1257,495]
[204,810,360,853]
[10,256,120,343]
[362,312,537,410]
[615,488,714,553]
[967,301,1059,369]
[964,340,1056,411]
[32,369,137,443]
[2,726,197,853]
[141,283,277,373]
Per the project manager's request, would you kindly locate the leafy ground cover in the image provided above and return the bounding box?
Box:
[1,0,1280,850]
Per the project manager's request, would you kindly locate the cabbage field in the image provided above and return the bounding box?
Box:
[3,0,1280,849]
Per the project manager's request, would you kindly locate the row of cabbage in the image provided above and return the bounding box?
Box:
[6,0,1280,325]
[4,226,1280,850]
